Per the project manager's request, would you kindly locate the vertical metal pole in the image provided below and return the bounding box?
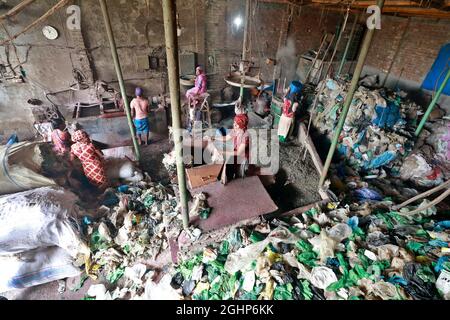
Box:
[162,0,190,229]
[415,67,450,137]
[319,0,385,188]
[240,0,251,99]
[99,0,141,161]
[337,12,360,77]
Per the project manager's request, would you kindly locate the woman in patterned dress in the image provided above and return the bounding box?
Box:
[70,130,108,189]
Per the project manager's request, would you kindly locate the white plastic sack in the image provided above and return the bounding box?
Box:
[310,267,338,290]
[0,187,87,257]
[0,246,82,293]
[0,142,56,196]
[105,158,143,183]
[225,227,300,274]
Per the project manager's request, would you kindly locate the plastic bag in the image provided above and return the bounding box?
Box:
[310,267,338,290]
[0,142,56,196]
[225,227,299,274]
[0,187,87,257]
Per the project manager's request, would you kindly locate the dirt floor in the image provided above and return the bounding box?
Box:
[140,133,172,184]
[268,140,322,212]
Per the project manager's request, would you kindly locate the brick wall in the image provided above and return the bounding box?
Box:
[365,15,450,85]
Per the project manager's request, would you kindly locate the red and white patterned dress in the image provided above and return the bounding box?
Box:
[71,132,107,187]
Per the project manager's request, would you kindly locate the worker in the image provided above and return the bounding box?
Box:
[70,130,108,190]
[51,119,71,156]
[278,81,303,142]
[209,114,250,184]
[186,66,208,130]
[186,66,207,107]
[131,87,150,146]
[278,96,299,142]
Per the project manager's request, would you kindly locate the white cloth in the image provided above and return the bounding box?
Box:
[278,115,294,138]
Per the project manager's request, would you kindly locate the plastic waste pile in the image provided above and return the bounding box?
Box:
[82,177,181,293]
[312,78,421,174]
[171,197,450,300]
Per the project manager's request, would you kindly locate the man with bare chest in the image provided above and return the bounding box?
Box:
[131,87,150,145]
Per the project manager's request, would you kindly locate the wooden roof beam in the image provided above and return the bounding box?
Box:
[0,0,36,21]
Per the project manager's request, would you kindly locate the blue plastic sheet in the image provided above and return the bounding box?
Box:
[373,102,401,129]
[353,188,383,201]
[363,151,397,170]
[348,216,359,231]
[434,256,450,273]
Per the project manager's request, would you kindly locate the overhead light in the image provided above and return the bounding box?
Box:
[233,16,243,28]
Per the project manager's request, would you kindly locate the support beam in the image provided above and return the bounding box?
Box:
[319,0,385,188]
[99,0,141,162]
[0,0,36,21]
[240,0,251,99]
[162,0,190,229]
[337,12,360,77]
[0,0,69,46]
[307,3,450,18]
[415,67,450,137]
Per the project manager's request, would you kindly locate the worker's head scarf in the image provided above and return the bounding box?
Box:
[72,130,90,144]
[234,114,249,131]
[135,87,143,97]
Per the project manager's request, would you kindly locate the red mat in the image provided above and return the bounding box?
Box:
[190,176,278,232]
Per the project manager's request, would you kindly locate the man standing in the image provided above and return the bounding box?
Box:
[131,87,150,145]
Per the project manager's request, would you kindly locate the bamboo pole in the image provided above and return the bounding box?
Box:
[161,0,190,229]
[99,0,141,161]
[319,0,385,188]
[415,66,450,137]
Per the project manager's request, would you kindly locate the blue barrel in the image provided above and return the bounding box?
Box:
[289,81,303,95]
[287,81,303,102]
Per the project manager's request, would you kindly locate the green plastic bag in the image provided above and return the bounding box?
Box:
[143,195,155,208]
[300,280,313,300]
[220,240,230,256]
[274,283,293,300]
[107,267,125,284]
[406,241,426,255]
[308,224,321,234]
[249,231,266,243]
[297,252,317,268]
[200,208,212,220]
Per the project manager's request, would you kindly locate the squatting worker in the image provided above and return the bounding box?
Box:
[51,119,71,156]
[70,130,108,190]
[131,87,150,146]
[209,114,250,184]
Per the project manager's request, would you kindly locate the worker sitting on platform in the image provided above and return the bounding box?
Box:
[186,66,207,113]
[209,114,251,184]
[131,87,151,146]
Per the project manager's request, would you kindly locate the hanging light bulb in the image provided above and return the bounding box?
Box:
[233,16,243,28]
